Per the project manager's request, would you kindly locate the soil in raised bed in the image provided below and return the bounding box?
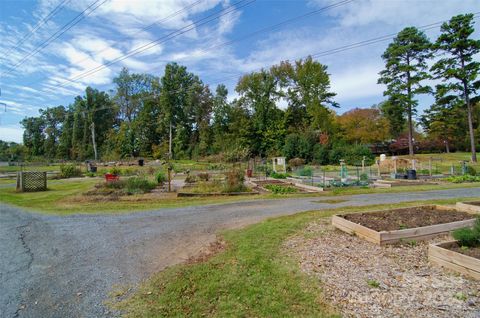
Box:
[449,243,480,259]
[343,206,474,232]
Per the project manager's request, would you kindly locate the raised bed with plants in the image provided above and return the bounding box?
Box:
[332,205,478,245]
[429,217,480,280]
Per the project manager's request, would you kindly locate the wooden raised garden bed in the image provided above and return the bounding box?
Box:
[456,201,480,213]
[429,241,480,280]
[332,205,477,245]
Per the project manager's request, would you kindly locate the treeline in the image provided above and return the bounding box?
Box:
[6,13,479,164]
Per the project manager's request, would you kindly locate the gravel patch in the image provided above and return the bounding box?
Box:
[285,218,480,318]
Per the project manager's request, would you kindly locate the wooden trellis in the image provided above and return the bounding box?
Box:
[16,171,47,192]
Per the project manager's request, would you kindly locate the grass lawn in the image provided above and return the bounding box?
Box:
[111,197,480,317]
[1,177,480,215]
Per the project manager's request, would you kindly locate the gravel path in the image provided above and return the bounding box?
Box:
[286,218,480,318]
[1,187,479,317]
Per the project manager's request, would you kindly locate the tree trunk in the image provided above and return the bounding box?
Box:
[463,81,477,162]
[169,121,172,159]
[90,122,98,161]
[406,70,414,157]
[445,139,450,153]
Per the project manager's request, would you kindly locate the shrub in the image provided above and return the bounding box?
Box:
[223,170,247,193]
[360,173,369,182]
[466,166,477,176]
[264,184,297,194]
[85,172,96,178]
[155,171,167,184]
[452,217,480,247]
[110,167,121,176]
[60,164,83,178]
[270,172,288,179]
[125,177,157,194]
[297,166,313,177]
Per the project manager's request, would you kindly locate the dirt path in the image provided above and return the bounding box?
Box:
[1,187,479,317]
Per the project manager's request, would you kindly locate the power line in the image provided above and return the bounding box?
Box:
[65,0,206,69]
[3,0,71,59]
[8,12,479,120]
[56,0,255,87]
[1,0,109,77]
[7,0,347,91]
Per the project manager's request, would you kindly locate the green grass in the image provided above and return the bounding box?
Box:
[1,176,480,215]
[111,197,479,317]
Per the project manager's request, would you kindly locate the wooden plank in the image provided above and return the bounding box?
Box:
[332,215,380,243]
[429,254,480,280]
[430,242,480,273]
[380,219,476,242]
[456,202,480,214]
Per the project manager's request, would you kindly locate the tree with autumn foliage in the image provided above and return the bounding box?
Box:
[337,107,390,144]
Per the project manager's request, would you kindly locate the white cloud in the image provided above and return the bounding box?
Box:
[0,125,24,143]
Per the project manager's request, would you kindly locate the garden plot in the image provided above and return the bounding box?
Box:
[285,219,480,318]
[429,241,480,280]
[332,205,477,245]
[251,179,322,193]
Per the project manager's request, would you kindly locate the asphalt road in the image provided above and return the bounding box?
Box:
[1,187,479,318]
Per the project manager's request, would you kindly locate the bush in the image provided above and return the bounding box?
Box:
[125,177,157,194]
[110,167,121,176]
[155,171,167,184]
[452,217,480,247]
[297,166,313,177]
[60,164,83,178]
[264,184,297,194]
[466,166,477,176]
[105,180,127,189]
[270,172,288,179]
[223,170,247,193]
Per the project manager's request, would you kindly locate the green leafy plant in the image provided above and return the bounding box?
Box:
[270,172,288,179]
[465,166,477,176]
[198,173,210,181]
[264,184,297,194]
[110,167,121,176]
[125,177,157,194]
[452,216,480,247]
[297,166,313,177]
[60,164,83,178]
[155,171,167,184]
[454,292,467,301]
[445,175,480,183]
[367,279,380,288]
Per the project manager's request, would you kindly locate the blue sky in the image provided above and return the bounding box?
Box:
[0,0,478,143]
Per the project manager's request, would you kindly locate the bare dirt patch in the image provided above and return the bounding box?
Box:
[343,206,474,231]
[285,218,480,318]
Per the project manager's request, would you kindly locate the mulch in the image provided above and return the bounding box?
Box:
[343,206,474,232]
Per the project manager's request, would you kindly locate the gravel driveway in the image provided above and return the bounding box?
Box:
[1,187,479,318]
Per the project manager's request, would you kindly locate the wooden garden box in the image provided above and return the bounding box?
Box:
[456,201,480,213]
[332,205,477,245]
[429,241,480,280]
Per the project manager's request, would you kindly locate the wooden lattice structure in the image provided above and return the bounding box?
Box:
[16,171,47,192]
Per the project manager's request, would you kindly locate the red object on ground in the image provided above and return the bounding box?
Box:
[105,174,120,182]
